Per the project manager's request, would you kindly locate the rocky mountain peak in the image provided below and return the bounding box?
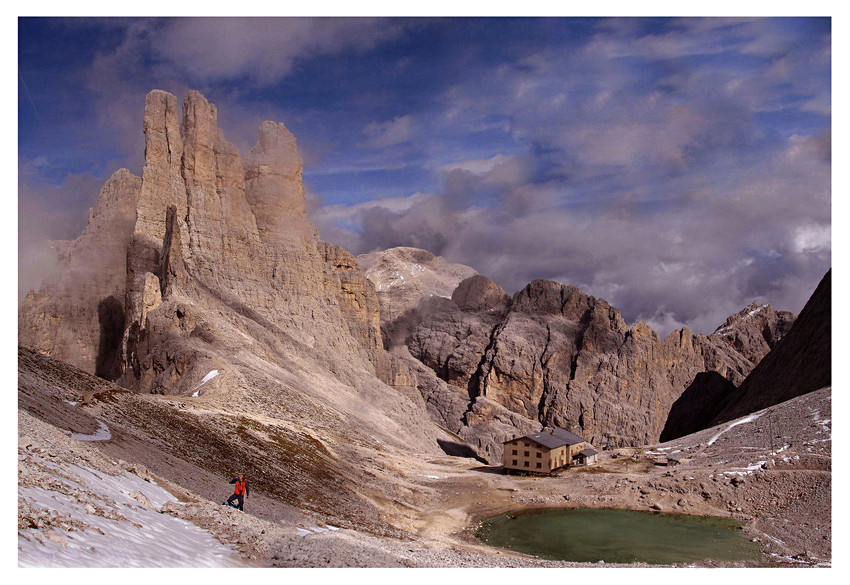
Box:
[244,119,316,244]
[710,300,795,366]
[20,89,396,402]
[451,275,510,313]
[357,246,478,326]
[662,270,828,441]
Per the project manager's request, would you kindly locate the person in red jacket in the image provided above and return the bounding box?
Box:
[225,474,249,510]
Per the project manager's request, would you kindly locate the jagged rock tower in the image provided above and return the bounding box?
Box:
[19,89,406,401]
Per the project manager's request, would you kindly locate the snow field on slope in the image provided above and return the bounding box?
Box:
[18,461,243,567]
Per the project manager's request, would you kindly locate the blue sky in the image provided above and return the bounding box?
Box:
[17,16,832,336]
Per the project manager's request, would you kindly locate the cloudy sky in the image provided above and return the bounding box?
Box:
[18,16,832,336]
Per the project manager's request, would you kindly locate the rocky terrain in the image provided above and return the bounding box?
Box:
[662,271,830,441]
[18,89,830,567]
[18,347,830,567]
[356,246,478,333]
[370,264,800,461]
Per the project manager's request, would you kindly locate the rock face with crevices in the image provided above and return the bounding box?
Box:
[367,258,800,462]
[708,269,830,426]
[709,302,796,366]
[18,90,431,456]
[660,300,800,442]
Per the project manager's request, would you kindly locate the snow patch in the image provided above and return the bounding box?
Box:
[713,304,767,335]
[18,463,242,567]
[419,475,441,479]
[297,525,341,536]
[723,461,767,476]
[771,443,791,456]
[72,420,111,442]
[707,413,763,446]
[811,408,831,435]
[191,370,220,397]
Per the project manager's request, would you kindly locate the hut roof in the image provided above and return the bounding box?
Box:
[505,428,587,450]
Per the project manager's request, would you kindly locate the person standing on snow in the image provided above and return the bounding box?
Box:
[225,473,249,510]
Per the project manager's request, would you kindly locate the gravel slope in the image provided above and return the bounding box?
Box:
[18,348,830,567]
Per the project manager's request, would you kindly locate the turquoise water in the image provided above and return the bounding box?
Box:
[475,507,760,565]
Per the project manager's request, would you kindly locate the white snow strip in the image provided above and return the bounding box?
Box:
[65,401,78,407]
[419,475,440,479]
[72,420,112,442]
[707,413,763,446]
[297,525,341,536]
[191,370,220,397]
[769,553,812,565]
[723,461,767,476]
[18,464,243,567]
[200,370,220,385]
[811,410,831,433]
[713,305,767,335]
[747,305,767,317]
[771,443,791,456]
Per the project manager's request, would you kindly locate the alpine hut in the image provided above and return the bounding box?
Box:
[503,428,598,474]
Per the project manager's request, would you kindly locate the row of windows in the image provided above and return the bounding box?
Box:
[510,460,544,469]
[510,449,543,457]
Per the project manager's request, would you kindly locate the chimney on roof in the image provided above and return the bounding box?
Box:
[550,429,555,435]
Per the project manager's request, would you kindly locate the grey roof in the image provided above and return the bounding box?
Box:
[506,428,587,450]
[579,448,598,457]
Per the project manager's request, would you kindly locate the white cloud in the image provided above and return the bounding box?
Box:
[438,154,513,176]
[792,224,831,254]
[151,18,408,86]
[361,115,414,149]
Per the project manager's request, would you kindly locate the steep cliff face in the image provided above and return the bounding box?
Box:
[19,90,403,421]
[660,300,799,442]
[708,269,830,426]
[366,257,798,462]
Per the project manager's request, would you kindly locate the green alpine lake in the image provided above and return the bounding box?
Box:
[475,507,760,565]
